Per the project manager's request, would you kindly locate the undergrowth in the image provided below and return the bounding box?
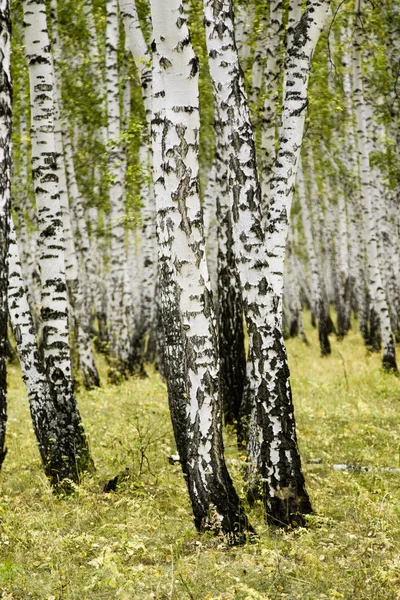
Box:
[1,317,400,599]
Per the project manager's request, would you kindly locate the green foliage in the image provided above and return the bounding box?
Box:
[2,325,400,598]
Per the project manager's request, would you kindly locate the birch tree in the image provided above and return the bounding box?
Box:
[120,0,158,367]
[204,0,313,525]
[22,0,92,484]
[352,0,397,371]
[0,0,11,469]
[105,0,132,371]
[150,0,253,542]
[49,0,100,389]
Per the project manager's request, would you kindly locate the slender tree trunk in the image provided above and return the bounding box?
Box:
[214,124,246,430]
[260,0,284,214]
[0,0,11,469]
[352,0,397,371]
[340,30,369,341]
[151,0,253,542]
[23,0,92,484]
[120,0,158,368]
[105,0,131,370]
[49,0,100,389]
[204,0,312,525]
[268,0,330,308]
[203,162,218,297]
[8,217,63,478]
[297,161,331,356]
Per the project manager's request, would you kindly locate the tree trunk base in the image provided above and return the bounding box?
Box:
[266,493,313,528]
[382,351,398,373]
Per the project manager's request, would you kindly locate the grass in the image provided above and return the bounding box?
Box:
[1,318,400,599]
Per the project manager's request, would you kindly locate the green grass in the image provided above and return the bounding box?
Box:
[1,318,400,599]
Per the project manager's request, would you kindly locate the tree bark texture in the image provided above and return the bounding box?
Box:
[0,0,11,469]
[106,0,131,369]
[352,0,397,371]
[204,0,312,525]
[151,0,253,542]
[23,0,92,484]
[214,124,246,430]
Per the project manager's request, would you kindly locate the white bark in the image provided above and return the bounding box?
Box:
[204,0,312,524]
[267,0,330,306]
[106,0,131,366]
[352,0,397,370]
[120,0,157,362]
[50,0,100,388]
[23,0,92,483]
[234,1,254,69]
[0,0,11,467]
[202,163,218,296]
[151,0,251,540]
[8,216,57,469]
[260,0,284,211]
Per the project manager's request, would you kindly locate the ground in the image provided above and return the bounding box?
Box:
[1,318,400,599]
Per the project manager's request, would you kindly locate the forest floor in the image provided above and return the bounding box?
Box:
[1,317,400,599]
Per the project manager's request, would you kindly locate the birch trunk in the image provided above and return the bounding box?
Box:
[267,0,330,307]
[120,1,158,366]
[0,0,11,468]
[341,29,369,342]
[49,0,100,389]
[352,0,397,371]
[297,161,331,355]
[202,162,218,296]
[8,217,64,477]
[204,0,312,525]
[260,0,284,213]
[151,0,253,542]
[214,123,246,430]
[106,0,131,369]
[23,0,92,484]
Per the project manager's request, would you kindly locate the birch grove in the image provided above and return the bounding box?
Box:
[1,0,399,542]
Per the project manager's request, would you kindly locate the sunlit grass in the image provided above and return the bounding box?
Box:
[1,315,400,599]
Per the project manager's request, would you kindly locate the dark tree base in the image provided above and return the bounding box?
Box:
[81,366,100,390]
[336,307,347,340]
[128,328,148,378]
[289,317,299,338]
[318,300,332,356]
[0,448,7,469]
[266,492,313,528]
[382,350,398,373]
[192,480,256,546]
[46,448,95,492]
[319,322,331,356]
[367,307,381,352]
[311,311,317,328]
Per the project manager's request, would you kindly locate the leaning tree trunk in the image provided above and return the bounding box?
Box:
[267,0,330,310]
[204,0,312,525]
[150,0,253,543]
[23,0,92,485]
[0,0,11,469]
